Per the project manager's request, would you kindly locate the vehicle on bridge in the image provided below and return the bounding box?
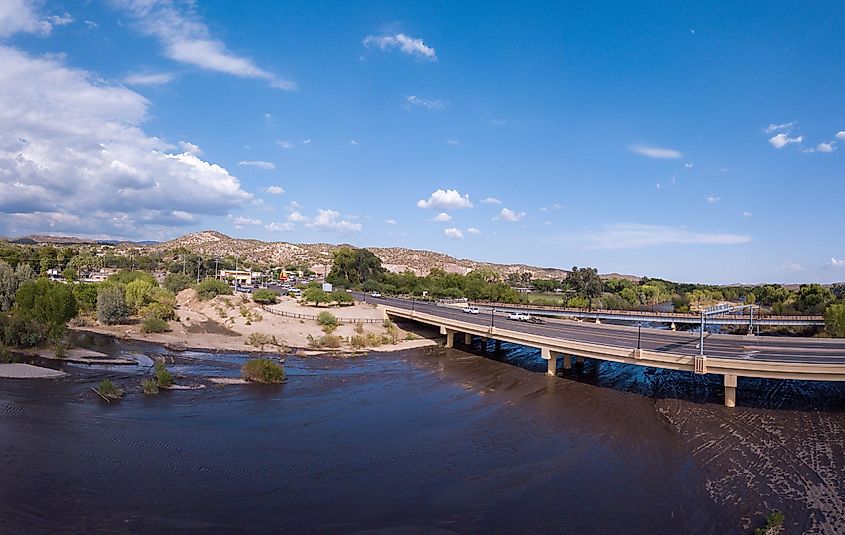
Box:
[508,312,531,321]
[462,306,480,314]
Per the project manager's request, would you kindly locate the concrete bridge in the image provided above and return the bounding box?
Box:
[465,301,825,327]
[375,296,845,407]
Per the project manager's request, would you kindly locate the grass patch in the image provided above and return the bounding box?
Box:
[141,378,160,396]
[755,510,785,535]
[154,360,174,388]
[241,358,286,383]
[141,316,170,334]
[95,379,123,400]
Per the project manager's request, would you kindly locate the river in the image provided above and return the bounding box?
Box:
[0,333,843,533]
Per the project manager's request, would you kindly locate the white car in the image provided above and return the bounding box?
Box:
[370,292,382,298]
[462,306,480,314]
[508,312,531,321]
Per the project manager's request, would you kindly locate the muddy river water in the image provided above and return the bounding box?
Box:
[1,332,843,534]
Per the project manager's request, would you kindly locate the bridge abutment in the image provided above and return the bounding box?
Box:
[541,347,561,375]
[464,333,472,345]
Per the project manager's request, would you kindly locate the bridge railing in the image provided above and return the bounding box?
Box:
[465,300,823,321]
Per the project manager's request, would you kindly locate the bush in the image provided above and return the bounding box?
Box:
[248,332,273,349]
[350,334,367,349]
[332,291,354,305]
[317,311,339,331]
[125,279,156,312]
[141,316,170,334]
[0,312,49,348]
[97,286,129,325]
[14,278,78,340]
[154,360,173,388]
[141,378,159,396]
[195,278,232,300]
[252,289,277,304]
[320,334,342,348]
[71,283,99,313]
[164,273,194,294]
[141,302,175,322]
[108,270,156,286]
[96,379,123,400]
[824,303,845,338]
[54,343,67,359]
[241,358,286,383]
[354,321,364,334]
[754,510,784,535]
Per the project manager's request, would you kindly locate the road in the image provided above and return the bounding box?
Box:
[368,295,845,366]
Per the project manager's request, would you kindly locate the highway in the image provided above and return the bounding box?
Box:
[369,296,845,366]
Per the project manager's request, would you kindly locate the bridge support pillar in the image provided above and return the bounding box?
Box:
[541,347,560,375]
[562,355,572,369]
[724,374,737,408]
[595,318,601,325]
[464,333,472,345]
[670,322,676,331]
[443,329,455,349]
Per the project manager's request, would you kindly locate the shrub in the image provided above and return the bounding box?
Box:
[125,279,156,312]
[320,334,342,348]
[141,316,170,334]
[754,510,784,535]
[54,343,67,359]
[824,303,845,338]
[365,332,384,347]
[97,286,129,325]
[141,378,159,396]
[248,332,274,349]
[332,290,354,305]
[71,283,99,313]
[141,302,175,322]
[14,278,78,340]
[164,273,194,294]
[350,334,367,349]
[317,311,339,331]
[404,332,419,341]
[154,360,173,388]
[107,270,156,286]
[354,321,364,334]
[1,346,20,363]
[252,289,277,304]
[96,379,123,400]
[0,313,48,348]
[241,358,286,383]
[195,278,233,300]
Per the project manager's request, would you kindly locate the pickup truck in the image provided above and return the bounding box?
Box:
[507,312,531,321]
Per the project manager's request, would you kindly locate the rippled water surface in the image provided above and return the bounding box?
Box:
[1,333,844,533]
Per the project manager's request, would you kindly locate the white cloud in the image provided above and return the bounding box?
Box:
[110,0,295,90]
[629,144,682,159]
[287,211,308,222]
[363,33,437,61]
[238,160,276,170]
[827,258,845,268]
[277,140,294,149]
[265,221,293,232]
[577,223,751,249]
[417,189,473,210]
[836,131,845,140]
[444,227,463,239]
[404,95,445,111]
[432,212,453,222]
[265,185,285,195]
[769,133,802,148]
[684,162,693,168]
[349,140,358,145]
[385,218,396,225]
[122,71,175,86]
[0,0,72,37]
[230,216,260,228]
[765,121,796,134]
[0,45,251,239]
[178,141,202,155]
[480,197,502,205]
[305,209,362,234]
[446,139,460,146]
[286,201,302,211]
[466,227,481,234]
[816,141,836,153]
[495,208,525,222]
[742,211,753,218]
[302,138,311,144]
[706,196,721,204]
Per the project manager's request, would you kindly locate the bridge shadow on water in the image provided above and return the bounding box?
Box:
[448,334,845,413]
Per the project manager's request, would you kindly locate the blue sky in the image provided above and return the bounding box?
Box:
[0,1,843,284]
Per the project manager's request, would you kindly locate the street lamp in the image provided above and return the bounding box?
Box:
[490,307,495,330]
[637,323,642,350]
[411,297,415,313]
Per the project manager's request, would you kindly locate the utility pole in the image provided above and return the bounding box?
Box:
[699,311,705,356]
[196,258,201,283]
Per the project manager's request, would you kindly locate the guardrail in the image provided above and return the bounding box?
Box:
[260,306,382,324]
[466,301,824,322]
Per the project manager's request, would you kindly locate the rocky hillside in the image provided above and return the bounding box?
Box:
[139,231,574,280]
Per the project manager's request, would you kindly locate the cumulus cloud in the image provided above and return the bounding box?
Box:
[238,160,276,170]
[466,227,481,235]
[230,215,261,229]
[404,95,445,111]
[480,197,502,205]
[769,133,802,148]
[836,131,845,140]
[495,208,525,222]
[287,211,308,222]
[432,212,452,222]
[444,227,463,239]
[363,33,437,60]
[706,196,721,204]
[177,141,202,155]
[265,221,293,232]
[110,0,295,90]
[0,45,251,239]
[815,141,836,153]
[0,0,72,38]
[305,209,362,234]
[417,189,473,210]
[576,223,750,249]
[122,71,175,86]
[629,144,682,159]
[827,258,845,268]
[743,211,753,218]
[385,218,396,225]
[265,185,285,195]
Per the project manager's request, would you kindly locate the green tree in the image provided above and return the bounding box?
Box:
[14,278,78,339]
[71,283,99,313]
[331,290,354,305]
[195,279,232,300]
[108,270,156,286]
[62,267,76,282]
[125,279,156,312]
[163,273,194,294]
[252,288,278,304]
[97,285,129,325]
[327,247,385,287]
[795,284,834,314]
[566,266,603,298]
[824,304,845,337]
[302,287,332,306]
[0,261,14,312]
